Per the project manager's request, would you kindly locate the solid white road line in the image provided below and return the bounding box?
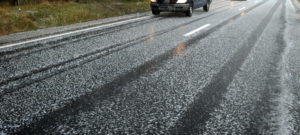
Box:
[0,16,151,50]
[184,24,211,37]
[239,7,246,10]
[288,0,296,11]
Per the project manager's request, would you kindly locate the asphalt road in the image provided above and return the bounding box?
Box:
[0,0,300,134]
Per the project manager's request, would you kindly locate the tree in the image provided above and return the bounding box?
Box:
[15,0,20,6]
[9,0,20,6]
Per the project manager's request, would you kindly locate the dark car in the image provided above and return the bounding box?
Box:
[150,0,212,17]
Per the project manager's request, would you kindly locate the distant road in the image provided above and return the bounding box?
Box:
[1,0,300,134]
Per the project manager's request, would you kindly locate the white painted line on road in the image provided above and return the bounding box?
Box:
[239,7,246,11]
[288,0,296,11]
[0,16,151,50]
[184,24,211,37]
[254,0,264,4]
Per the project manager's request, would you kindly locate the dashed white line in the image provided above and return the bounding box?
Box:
[0,16,151,50]
[288,0,296,11]
[184,24,211,37]
[239,7,246,10]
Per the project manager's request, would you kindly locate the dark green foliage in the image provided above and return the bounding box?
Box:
[0,0,147,6]
[0,0,150,35]
[0,0,95,6]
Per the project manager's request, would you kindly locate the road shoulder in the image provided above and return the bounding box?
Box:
[291,0,300,10]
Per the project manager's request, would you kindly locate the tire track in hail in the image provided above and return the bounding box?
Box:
[0,0,233,61]
[0,0,231,61]
[245,0,287,134]
[168,0,279,134]
[14,1,266,134]
[0,17,160,60]
[0,6,232,99]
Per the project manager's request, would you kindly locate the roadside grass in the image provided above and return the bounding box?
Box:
[0,0,150,36]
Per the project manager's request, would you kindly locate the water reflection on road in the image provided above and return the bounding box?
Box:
[173,43,187,56]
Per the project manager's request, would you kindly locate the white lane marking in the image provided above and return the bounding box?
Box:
[0,16,151,50]
[184,24,211,37]
[254,0,263,4]
[239,7,246,11]
[288,0,296,11]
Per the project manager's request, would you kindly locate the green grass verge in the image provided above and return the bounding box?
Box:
[0,0,150,36]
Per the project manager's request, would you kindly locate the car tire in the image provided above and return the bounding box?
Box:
[152,9,160,15]
[203,2,210,12]
[186,4,193,17]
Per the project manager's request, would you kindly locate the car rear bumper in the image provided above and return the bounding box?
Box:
[150,3,190,12]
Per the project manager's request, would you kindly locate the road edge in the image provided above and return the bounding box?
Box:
[0,11,151,46]
[291,0,300,10]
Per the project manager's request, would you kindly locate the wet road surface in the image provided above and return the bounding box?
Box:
[1,0,300,134]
